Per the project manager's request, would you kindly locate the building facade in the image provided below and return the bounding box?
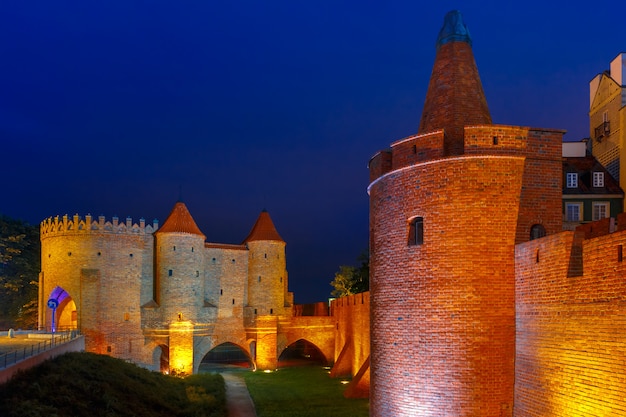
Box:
[589,53,626,207]
[38,202,335,374]
[562,141,624,230]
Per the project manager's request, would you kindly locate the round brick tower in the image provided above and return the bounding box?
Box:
[39,214,155,359]
[154,201,206,323]
[244,210,289,317]
[368,11,562,416]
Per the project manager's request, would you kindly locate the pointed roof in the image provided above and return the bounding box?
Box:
[156,201,205,238]
[418,10,492,155]
[243,210,284,243]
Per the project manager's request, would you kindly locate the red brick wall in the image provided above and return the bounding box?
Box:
[390,131,445,171]
[369,155,525,416]
[369,150,392,183]
[465,125,564,243]
[515,225,626,415]
[330,292,370,377]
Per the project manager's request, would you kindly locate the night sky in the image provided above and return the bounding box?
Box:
[1,1,624,303]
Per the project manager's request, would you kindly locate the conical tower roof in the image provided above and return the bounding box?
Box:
[243,210,284,243]
[418,10,492,155]
[156,201,205,238]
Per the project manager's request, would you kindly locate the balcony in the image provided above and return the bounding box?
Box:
[595,121,610,141]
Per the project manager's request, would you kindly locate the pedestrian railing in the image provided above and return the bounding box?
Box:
[0,330,81,369]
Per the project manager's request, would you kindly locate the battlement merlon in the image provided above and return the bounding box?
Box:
[368,124,566,183]
[40,214,159,238]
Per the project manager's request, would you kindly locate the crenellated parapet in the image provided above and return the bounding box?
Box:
[40,214,159,238]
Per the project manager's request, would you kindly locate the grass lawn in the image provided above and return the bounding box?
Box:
[242,366,369,417]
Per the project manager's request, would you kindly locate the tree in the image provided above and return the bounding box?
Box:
[0,215,40,329]
[330,250,369,298]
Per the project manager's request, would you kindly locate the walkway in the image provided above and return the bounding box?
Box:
[222,372,257,417]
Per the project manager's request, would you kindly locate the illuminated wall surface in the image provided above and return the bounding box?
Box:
[38,208,337,374]
[515,217,626,416]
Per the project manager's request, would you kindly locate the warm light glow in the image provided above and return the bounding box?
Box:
[169,321,194,376]
[263,369,273,373]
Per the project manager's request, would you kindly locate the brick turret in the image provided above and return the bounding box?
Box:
[244,210,290,320]
[368,10,563,416]
[155,201,206,322]
[418,10,491,155]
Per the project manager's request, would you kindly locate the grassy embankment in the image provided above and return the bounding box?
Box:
[243,366,369,417]
[0,352,226,417]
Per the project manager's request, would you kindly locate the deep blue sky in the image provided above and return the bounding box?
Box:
[1,1,624,303]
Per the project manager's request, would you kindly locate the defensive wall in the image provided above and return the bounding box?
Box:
[323,214,626,410]
[515,213,626,416]
[329,292,370,398]
[38,209,339,376]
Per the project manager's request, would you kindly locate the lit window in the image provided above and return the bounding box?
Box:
[592,202,609,221]
[565,203,582,222]
[408,217,424,246]
[593,172,604,187]
[566,173,578,188]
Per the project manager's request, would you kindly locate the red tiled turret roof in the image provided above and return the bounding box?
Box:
[418,10,492,156]
[243,210,284,243]
[156,201,205,238]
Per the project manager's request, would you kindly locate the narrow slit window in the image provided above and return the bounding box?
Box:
[408,217,424,246]
[618,245,623,262]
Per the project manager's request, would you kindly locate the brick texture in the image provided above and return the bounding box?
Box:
[515,222,626,416]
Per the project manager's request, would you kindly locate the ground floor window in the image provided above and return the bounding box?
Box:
[592,201,609,221]
[565,202,582,222]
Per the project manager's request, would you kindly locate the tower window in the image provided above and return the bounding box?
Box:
[408,217,424,246]
[493,136,498,145]
[173,246,176,251]
[530,224,546,241]
[270,308,273,314]
[168,269,173,276]
[258,276,261,282]
[619,245,623,262]
[232,299,235,305]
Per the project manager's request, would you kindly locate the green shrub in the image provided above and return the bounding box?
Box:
[0,352,226,417]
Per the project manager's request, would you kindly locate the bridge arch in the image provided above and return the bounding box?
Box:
[278,338,327,367]
[199,342,254,373]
